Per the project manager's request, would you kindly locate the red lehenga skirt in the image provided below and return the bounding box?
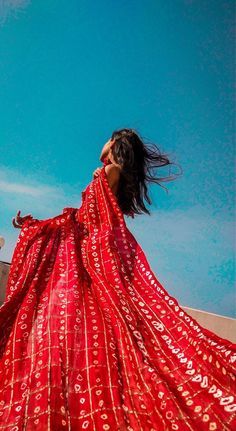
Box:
[0,162,236,431]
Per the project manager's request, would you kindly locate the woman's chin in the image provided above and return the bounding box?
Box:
[100,155,109,163]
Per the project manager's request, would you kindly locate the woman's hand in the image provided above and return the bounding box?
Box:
[92,167,103,180]
[12,210,33,229]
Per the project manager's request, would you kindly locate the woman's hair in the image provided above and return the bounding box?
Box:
[109,127,183,218]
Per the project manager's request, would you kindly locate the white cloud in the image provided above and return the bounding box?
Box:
[0,165,83,216]
[0,0,31,26]
[0,180,55,196]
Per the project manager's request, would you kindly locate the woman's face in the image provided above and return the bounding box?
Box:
[99,138,115,162]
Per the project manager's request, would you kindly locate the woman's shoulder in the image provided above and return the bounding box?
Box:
[104,162,122,176]
[104,163,121,182]
[103,163,121,198]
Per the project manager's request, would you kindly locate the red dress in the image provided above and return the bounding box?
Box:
[0,159,236,431]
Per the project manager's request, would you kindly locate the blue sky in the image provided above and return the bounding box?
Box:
[0,0,235,317]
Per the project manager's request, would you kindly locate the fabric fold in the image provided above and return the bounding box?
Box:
[0,163,235,430]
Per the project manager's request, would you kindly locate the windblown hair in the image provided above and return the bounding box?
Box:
[109,127,183,218]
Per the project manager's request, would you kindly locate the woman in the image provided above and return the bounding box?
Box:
[0,128,235,431]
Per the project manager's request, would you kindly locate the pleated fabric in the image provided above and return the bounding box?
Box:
[0,160,235,431]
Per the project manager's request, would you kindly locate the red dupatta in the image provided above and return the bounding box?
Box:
[0,161,236,430]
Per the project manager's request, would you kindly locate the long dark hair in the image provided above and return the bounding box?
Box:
[109,127,183,218]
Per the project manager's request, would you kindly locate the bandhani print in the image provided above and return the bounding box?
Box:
[0,160,235,430]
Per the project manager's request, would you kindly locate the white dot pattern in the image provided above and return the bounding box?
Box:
[0,161,235,430]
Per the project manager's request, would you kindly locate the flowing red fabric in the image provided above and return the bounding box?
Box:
[0,160,236,431]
